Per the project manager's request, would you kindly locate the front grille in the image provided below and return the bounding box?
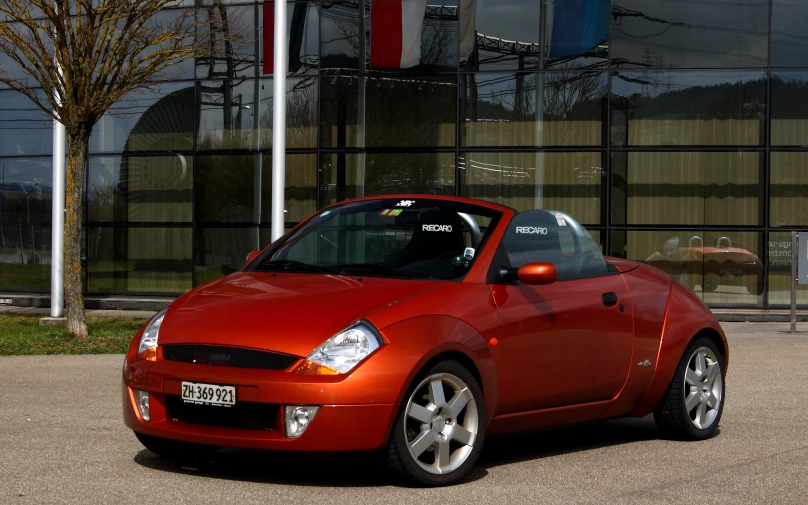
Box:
[166,395,278,431]
[162,345,299,371]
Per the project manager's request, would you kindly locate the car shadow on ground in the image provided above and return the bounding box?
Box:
[132,415,677,487]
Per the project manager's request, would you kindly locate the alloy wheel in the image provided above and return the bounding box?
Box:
[683,347,723,430]
[404,373,478,475]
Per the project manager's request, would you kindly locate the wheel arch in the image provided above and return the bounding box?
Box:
[692,327,728,367]
[376,314,498,424]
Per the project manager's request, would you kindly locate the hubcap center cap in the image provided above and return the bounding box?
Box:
[431,415,446,433]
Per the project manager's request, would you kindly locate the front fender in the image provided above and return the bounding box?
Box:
[377,315,498,425]
[631,282,727,417]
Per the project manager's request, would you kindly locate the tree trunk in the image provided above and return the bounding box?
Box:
[64,124,91,339]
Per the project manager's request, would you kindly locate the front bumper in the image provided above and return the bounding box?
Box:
[122,355,399,452]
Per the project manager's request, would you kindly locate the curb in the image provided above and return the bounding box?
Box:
[0,294,172,312]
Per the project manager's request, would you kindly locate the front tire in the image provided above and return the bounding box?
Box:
[134,432,220,461]
[654,337,725,440]
[388,360,486,487]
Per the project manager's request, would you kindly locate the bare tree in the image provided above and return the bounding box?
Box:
[0,0,236,337]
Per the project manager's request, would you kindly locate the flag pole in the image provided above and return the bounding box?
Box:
[535,0,548,210]
[271,0,288,241]
[50,9,65,319]
[356,0,366,198]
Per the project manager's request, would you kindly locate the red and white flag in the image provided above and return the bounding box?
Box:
[371,0,477,69]
[371,0,428,68]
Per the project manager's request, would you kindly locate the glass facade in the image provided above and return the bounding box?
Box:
[2,0,808,307]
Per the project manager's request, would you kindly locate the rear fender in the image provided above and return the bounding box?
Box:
[631,283,728,417]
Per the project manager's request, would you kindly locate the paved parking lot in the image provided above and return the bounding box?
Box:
[1,322,807,504]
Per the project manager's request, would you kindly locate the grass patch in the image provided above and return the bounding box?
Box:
[0,314,148,356]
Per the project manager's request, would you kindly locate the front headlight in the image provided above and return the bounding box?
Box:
[294,321,383,375]
[137,308,168,362]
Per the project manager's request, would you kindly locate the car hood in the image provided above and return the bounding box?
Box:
[158,272,442,357]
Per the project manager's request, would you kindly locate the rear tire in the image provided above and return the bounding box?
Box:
[654,337,725,440]
[134,432,220,461]
[388,360,486,487]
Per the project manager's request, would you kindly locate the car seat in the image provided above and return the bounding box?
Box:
[384,208,466,270]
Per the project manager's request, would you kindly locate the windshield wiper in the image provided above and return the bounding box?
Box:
[257,260,327,273]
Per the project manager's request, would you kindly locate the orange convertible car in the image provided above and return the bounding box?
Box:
[123,196,728,486]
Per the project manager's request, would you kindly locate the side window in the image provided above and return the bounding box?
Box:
[495,210,609,281]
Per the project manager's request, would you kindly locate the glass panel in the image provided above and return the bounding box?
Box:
[0,36,29,89]
[0,89,52,157]
[320,74,360,148]
[461,151,602,225]
[318,74,456,149]
[772,0,808,67]
[148,8,196,81]
[366,75,457,147]
[612,151,762,226]
[195,227,258,285]
[198,76,317,150]
[196,4,258,80]
[462,71,606,147]
[462,0,540,71]
[198,79,260,150]
[89,82,196,154]
[87,155,193,223]
[0,156,52,291]
[0,157,53,223]
[0,225,50,292]
[322,75,457,149]
[258,2,319,76]
[368,0,458,72]
[771,71,808,146]
[611,71,766,147]
[611,0,768,68]
[197,153,316,224]
[613,230,763,306]
[320,152,456,204]
[86,227,193,294]
[544,0,609,69]
[320,0,363,70]
[264,77,319,149]
[284,153,318,223]
[770,152,808,227]
[767,232,808,306]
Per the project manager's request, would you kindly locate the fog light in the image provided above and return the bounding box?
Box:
[134,389,150,422]
[285,405,320,438]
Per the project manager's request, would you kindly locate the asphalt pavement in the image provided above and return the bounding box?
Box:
[1,322,806,505]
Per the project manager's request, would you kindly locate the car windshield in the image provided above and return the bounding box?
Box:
[255,199,503,280]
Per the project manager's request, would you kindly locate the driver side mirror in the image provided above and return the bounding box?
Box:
[499,262,558,285]
[245,250,262,265]
[518,263,558,285]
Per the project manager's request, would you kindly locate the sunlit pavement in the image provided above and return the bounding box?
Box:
[1,322,806,505]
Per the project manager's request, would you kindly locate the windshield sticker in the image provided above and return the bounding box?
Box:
[516,226,548,235]
[423,224,453,232]
[554,212,566,226]
[464,247,476,260]
[379,209,403,216]
[396,199,416,207]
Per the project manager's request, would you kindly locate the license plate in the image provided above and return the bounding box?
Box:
[181,381,236,407]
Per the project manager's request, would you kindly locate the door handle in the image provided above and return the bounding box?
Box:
[602,292,618,307]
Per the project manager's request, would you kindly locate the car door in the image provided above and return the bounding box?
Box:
[488,210,634,414]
